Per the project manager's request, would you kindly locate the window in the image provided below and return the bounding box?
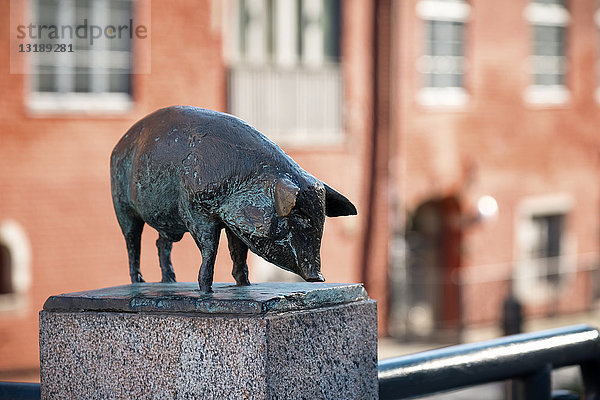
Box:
[27,0,135,113]
[515,195,576,304]
[226,0,342,146]
[416,0,470,107]
[524,0,570,105]
[528,214,564,285]
[234,0,340,66]
[0,221,32,311]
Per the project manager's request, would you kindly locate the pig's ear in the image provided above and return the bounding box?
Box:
[275,178,300,217]
[324,183,357,217]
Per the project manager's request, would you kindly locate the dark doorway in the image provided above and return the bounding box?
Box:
[404,197,462,340]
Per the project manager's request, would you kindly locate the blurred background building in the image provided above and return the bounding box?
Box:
[1,0,600,379]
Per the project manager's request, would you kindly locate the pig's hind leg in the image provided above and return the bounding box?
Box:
[156,236,177,283]
[225,228,251,286]
[115,206,145,283]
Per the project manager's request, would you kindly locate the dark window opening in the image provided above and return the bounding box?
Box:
[0,244,12,295]
[531,214,564,285]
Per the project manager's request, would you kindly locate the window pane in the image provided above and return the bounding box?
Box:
[535,0,565,5]
[72,0,92,52]
[239,0,269,63]
[534,73,554,85]
[0,245,12,295]
[529,0,568,88]
[535,26,565,54]
[531,214,564,285]
[75,0,92,36]
[322,0,341,61]
[532,24,566,85]
[237,0,339,66]
[36,0,59,39]
[108,71,131,93]
[428,21,463,56]
[423,20,465,88]
[432,73,463,87]
[74,67,91,92]
[35,65,57,92]
[109,0,133,52]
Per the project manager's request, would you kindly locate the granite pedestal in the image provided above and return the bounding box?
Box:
[39,282,378,399]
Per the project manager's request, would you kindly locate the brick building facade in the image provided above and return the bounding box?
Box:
[387,0,600,339]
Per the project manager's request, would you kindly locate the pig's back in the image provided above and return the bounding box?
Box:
[111,106,298,221]
[118,106,292,176]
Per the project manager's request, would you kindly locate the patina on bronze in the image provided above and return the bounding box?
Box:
[110,106,357,293]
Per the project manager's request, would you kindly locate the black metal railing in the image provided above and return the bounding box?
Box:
[0,381,40,400]
[379,324,600,400]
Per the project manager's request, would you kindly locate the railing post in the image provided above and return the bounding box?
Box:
[581,360,600,400]
[512,364,552,400]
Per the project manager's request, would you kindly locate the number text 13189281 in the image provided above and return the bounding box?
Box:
[19,43,74,53]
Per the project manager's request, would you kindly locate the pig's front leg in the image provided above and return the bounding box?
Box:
[225,228,251,286]
[189,219,222,293]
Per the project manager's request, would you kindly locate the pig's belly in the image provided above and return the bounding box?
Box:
[143,211,187,242]
[131,175,188,242]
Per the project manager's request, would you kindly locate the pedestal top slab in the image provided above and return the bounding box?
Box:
[43,282,369,315]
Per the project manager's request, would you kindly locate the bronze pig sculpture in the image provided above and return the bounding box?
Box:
[110,106,357,292]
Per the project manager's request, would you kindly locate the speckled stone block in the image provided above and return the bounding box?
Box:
[39,282,377,399]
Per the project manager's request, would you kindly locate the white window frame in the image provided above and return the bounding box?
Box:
[26,0,134,115]
[416,0,470,108]
[523,1,571,106]
[514,194,577,304]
